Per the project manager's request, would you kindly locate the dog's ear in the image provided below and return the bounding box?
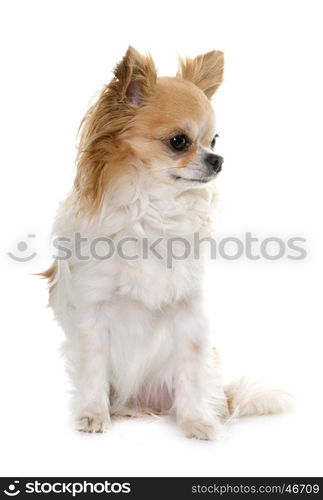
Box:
[177,50,224,99]
[113,46,157,105]
[74,47,157,214]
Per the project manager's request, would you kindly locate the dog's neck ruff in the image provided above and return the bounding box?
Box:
[70,166,218,239]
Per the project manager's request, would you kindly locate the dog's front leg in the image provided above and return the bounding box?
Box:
[68,304,111,433]
[172,297,224,440]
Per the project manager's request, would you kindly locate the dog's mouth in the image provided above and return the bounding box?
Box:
[170,173,218,184]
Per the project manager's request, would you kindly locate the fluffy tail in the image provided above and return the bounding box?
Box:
[225,378,295,419]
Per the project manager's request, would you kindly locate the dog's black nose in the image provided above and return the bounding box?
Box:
[205,153,224,173]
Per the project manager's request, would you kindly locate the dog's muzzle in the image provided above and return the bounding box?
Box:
[204,153,224,174]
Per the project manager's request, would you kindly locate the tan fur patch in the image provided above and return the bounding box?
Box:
[192,341,201,353]
[35,262,56,282]
[122,77,215,171]
[74,46,157,214]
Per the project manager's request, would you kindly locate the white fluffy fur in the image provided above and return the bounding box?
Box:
[48,165,293,439]
[225,378,295,419]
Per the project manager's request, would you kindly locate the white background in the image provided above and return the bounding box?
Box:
[1,0,322,478]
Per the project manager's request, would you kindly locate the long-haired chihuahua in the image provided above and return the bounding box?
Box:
[41,47,292,439]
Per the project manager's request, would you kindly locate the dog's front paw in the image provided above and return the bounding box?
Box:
[77,413,111,434]
[178,417,219,440]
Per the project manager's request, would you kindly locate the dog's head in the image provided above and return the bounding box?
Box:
[75,47,224,212]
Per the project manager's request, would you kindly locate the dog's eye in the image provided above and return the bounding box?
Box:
[169,134,190,152]
[211,134,219,149]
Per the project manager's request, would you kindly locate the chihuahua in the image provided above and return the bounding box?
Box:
[42,47,292,439]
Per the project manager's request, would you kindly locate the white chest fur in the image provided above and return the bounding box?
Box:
[54,169,217,310]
